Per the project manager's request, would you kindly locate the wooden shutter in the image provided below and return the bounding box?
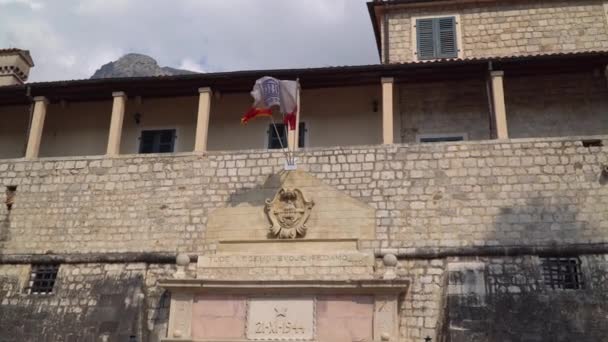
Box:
[298,122,306,148]
[139,131,156,153]
[416,17,457,60]
[436,17,457,58]
[268,123,287,149]
[157,129,176,153]
[416,18,435,60]
[139,129,176,153]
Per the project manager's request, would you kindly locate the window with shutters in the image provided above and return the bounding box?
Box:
[138,129,176,153]
[415,16,459,60]
[267,122,306,149]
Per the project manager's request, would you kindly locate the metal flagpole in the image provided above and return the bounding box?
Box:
[269,114,290,163]
[286,79,300,167]
[286,122,294,166]
[292,79,301,166]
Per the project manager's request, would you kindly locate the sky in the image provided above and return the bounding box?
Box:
[0,0,380,82]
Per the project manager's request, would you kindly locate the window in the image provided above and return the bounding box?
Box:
[416,16,458,60]
[416,133,466,143]
[541,257,584,290]
[27,264,59,294]
[139,129,176,154]
[268,123,306,149]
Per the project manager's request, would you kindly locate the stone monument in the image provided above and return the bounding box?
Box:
[160,171,407,341]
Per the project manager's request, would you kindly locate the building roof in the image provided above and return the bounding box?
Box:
[0,51,607,106]
[0,48,34,67]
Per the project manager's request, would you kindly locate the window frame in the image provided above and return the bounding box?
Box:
[416,133,468,143]
[26,264,60,295]
[135,127,179,154]
[540,256,586,291]
[266,122,307,150]
[411,14,463,61]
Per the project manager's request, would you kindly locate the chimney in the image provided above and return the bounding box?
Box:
[0,49,34,86]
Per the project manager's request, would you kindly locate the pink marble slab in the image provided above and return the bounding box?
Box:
[191,295,247,340]
[316,295,374,342]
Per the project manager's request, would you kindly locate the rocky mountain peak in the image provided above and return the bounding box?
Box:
[90,53,197,79]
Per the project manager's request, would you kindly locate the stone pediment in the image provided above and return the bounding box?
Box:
[206,170,375,252]
[201,170,376,281]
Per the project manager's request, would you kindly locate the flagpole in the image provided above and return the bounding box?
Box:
[287,123,294,166]
[283,115,293,165]
[269,115,289,162]
[293,79,301,165]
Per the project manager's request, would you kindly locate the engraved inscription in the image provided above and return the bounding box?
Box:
[373,296,397,341]
[199,252,374,268]
[247,298,314,340]
[253,307,306,336]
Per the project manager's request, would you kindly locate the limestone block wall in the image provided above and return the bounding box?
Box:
[385,0,608,63]
[399,79,490,142]
[505,72,608,138]
[398,71,608,142]
[394,259,446,342]
[0,262,175,342]
[0,136,607,255]
[0,255,606,342]
[443,254,608,341]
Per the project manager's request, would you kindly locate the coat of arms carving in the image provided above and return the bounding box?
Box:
[265,188,314,239]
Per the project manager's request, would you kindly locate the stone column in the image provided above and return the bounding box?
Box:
[167,292,194,339]
[490,71,509,139]
[25,96,49,159]
[381,77,394,144]
[106,92,127,156]
[195,87,212,152]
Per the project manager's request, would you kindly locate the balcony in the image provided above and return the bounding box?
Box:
[0,53,607,161]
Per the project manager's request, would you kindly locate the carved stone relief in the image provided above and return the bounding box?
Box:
[265,188,314,239]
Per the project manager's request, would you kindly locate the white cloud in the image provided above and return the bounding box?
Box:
[75,0,131,15]
[178,58,205,73]
[0,0,379,82]
[0,0,44,10]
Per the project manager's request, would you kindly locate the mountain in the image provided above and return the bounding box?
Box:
[90,53,197,79]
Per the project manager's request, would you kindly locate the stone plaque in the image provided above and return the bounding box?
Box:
[199,252,374,268]
[246,298,315,341]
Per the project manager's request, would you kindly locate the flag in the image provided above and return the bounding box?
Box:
[241,76,299,130]
[240,107,272,125]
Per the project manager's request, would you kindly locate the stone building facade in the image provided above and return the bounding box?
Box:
[376,0,608,64]
[1,1,608,342]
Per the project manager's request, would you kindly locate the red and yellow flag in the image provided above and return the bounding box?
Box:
[241,77,299,129]
[241,107,272,125]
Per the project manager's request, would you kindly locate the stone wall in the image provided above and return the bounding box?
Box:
[0,136,607,255]
[1,136,607,341]
[385,0,608,63]
[443,254,608,342]
[398,71,608,142]
[399,79,490,142]
[0,262,175,342]
[505,71,608,139]
[1,254,606,342]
